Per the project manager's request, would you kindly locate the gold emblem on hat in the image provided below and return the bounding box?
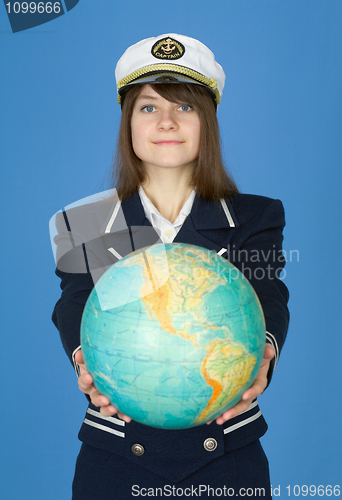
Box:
[151,37,185,60]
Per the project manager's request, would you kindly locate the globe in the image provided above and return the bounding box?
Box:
[80,242,265,429]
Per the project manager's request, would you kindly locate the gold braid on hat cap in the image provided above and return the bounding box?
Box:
[117,63,219,104]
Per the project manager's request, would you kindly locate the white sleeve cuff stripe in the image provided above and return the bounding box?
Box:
[266,331,279,366]
[223,410,262,434]
[239,399,258,416]
[87,408,125,427]
[83,418,125,438]
[72,345,82,377]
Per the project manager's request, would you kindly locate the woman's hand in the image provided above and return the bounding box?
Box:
[210,344,275,425]
[74,349,132,423]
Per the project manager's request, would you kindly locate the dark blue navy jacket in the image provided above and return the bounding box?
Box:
[51,188,289,482]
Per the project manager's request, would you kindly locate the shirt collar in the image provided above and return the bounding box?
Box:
[138,185,196,227]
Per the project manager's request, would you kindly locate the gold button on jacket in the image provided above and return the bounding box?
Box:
[132,444,145,456]
[203,438,218,452]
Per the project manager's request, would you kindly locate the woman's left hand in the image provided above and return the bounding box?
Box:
[211,344,275,425]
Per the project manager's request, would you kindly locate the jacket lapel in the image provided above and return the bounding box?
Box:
[120,191,239,254]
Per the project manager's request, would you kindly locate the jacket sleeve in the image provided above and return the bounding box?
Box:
[229,198,290,386]
[51,209,95,372]
[52,269,94,371]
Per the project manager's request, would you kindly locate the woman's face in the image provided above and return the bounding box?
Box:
[130,85,201,173]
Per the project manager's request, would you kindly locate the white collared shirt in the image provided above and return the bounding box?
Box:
[138,185,196,243]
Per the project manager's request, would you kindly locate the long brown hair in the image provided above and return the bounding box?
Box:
[111,83,239,202]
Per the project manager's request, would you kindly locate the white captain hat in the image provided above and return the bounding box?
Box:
[115,33,225,106]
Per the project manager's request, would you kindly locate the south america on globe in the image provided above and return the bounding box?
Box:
[80,242,266,429]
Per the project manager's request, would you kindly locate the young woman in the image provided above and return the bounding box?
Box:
[51,34,289,499]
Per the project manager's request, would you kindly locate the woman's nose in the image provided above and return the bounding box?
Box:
[157,108,178,130]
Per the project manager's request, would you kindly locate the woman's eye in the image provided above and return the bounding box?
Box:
[142,105,156,113]
[178,105,192,112]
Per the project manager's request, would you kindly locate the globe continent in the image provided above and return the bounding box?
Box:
[81,242,265,429]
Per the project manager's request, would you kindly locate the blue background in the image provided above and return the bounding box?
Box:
[1,1,341,498]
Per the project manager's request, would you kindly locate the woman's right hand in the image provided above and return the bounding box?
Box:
[74,349,132,423]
